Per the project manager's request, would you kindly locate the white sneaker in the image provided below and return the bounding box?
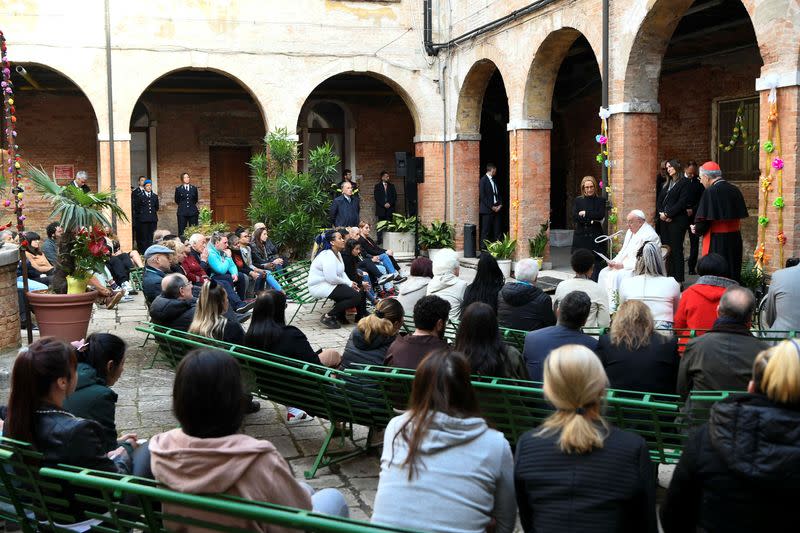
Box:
[121,295,134,303]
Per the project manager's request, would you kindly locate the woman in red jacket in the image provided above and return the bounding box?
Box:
[674,253,737,352]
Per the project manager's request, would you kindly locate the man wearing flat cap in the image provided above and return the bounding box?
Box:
[691,161,749,282]
[142,244,174,304]
[134,179,159,253]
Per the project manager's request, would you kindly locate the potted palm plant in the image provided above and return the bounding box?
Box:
[484,233,517,277]
[376,213,417,260]
[528,220,549,269]
[25,166,127,341]
[419,220,455,263]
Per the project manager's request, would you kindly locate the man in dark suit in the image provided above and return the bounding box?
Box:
[522,290,598,381]
[479,162,502,249]
[134,179,159,253]
[131,175,146,247]
[329,180,360,228]
[684,161,706,275]
[174,171,199,237]
[69,170,91,193]
[373,170,397,244]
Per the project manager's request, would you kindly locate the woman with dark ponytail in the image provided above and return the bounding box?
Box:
[4,338,132,475]
[63,333,138,454]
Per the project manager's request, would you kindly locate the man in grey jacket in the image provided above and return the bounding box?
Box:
[763,259,800,333]
[678,286,769,400]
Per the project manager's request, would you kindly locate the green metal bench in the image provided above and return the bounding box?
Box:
[135,324,392,478]
[129,266,144,291]
[271,260,325,324]
[0,438,423,532]
[345,365,690,463]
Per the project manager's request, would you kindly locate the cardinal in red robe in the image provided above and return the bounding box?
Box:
[692,161,749,282]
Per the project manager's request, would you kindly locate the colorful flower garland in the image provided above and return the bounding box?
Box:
[718,101,759,153]
[511,131,520,244]
[1,29,26,233]
[597,107,618,245]
[754,79,784,269]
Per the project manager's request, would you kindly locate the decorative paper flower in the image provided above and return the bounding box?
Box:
[511,199,520,209]
[18,215,25,221]
[763,140,775,153]
[758,216,770,227]
[598,181,604,188]
[608,214,618,225]
[3,200,10,207]
[777,231,787,246]
[760,175,773,192]
[597,135,608,145]
[773,197,784,209]
[595,154,604,163]
[604,159,611,168]
[595,134,602,143]
[771,158,784,170]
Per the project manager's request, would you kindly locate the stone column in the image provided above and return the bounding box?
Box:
[0,245,21,349]
[99,137,133,251]
[607,105,660,227]
[508,122,552,260]
[757,81,799,270]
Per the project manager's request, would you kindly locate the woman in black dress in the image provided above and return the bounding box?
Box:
[656,159,690,282]
[572,176,606,280]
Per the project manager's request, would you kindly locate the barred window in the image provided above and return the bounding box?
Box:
[714,96,760,180]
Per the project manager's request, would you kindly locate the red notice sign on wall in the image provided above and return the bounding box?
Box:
[53,165,74,184]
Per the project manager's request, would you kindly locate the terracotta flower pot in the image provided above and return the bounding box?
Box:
[26,290,97,343]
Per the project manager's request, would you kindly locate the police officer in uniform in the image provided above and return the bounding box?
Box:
[131,175,146,246]
[174,171,199,237]
[134,179,159,253]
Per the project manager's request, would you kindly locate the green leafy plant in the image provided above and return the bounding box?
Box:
[528,220,549,258]
[485,233,517,260]
[376,213,417,234]
[27,165,127,293]
[419,220,455,250]
[247,129,335,258]
[183,207,230,237]
[739,259,764,293]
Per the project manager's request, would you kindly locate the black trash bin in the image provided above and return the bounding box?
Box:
[464,223,477,258]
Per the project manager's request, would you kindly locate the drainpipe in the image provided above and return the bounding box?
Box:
[104,0,117,228]
[423,0,434,55]
[602,0,610,254]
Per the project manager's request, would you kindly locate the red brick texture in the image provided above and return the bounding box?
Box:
[609,113,659,228]
[511,129,551,260]
[415,141,446,229]
[450,140,481,249]
[0,261,21,349]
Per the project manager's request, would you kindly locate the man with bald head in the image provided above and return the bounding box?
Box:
[597,209,661,312]
[677,286,769,400]
[148,273,196,331]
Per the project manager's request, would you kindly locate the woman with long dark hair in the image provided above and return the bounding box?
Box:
[4,338,132,473]
[63,333,139,454]
[372,349,516,532]
[571,176,606,280]
[656,159,691,282]
[461,253,505,314]
[454,302,529,380]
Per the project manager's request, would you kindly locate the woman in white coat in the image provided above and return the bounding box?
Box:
[309,229,366,329]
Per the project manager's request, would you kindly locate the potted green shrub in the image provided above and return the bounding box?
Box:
[183,207,230,237]
[484,233,517,277]
[419,220,455,262]
[528,220,549,269]
[376,213,417,260]
[26,165,127,341]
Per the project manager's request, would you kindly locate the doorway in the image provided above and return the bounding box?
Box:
[210,146,252,229]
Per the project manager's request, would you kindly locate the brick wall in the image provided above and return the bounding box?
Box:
[140,93,265,234]
[14,91,99,236]
[0,251,21,349]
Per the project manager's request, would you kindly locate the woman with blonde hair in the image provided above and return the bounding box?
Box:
[515,344,656,532]
[596,300,679,393]
[618,241,680,332]
[342,298,404,369]
[571,175,606,280]
[662,340,800,532]
[188,280,244,344]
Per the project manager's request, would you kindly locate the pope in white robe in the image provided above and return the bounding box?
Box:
[598,210,661,312]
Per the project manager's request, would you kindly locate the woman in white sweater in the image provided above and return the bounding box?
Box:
[619,242,681,332]
[308,229,366,329]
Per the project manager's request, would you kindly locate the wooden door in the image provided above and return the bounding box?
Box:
[210,146,252,229]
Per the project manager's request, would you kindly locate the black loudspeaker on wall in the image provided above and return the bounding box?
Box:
[395,152,425,215]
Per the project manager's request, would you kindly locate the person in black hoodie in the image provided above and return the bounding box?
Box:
[657,159,691,282]
[341,299,404,369]
[497,258,555,331]
[661,340,800,532]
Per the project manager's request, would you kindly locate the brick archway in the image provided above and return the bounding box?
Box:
[456,59,499,135]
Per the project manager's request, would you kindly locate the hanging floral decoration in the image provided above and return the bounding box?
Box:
[754,77,785,269]
[1,30,26,238]
[597,107,617,235]
[718,101,760,153]
[511,133,521,244]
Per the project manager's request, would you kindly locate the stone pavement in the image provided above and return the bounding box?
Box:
[0,266,573,524]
